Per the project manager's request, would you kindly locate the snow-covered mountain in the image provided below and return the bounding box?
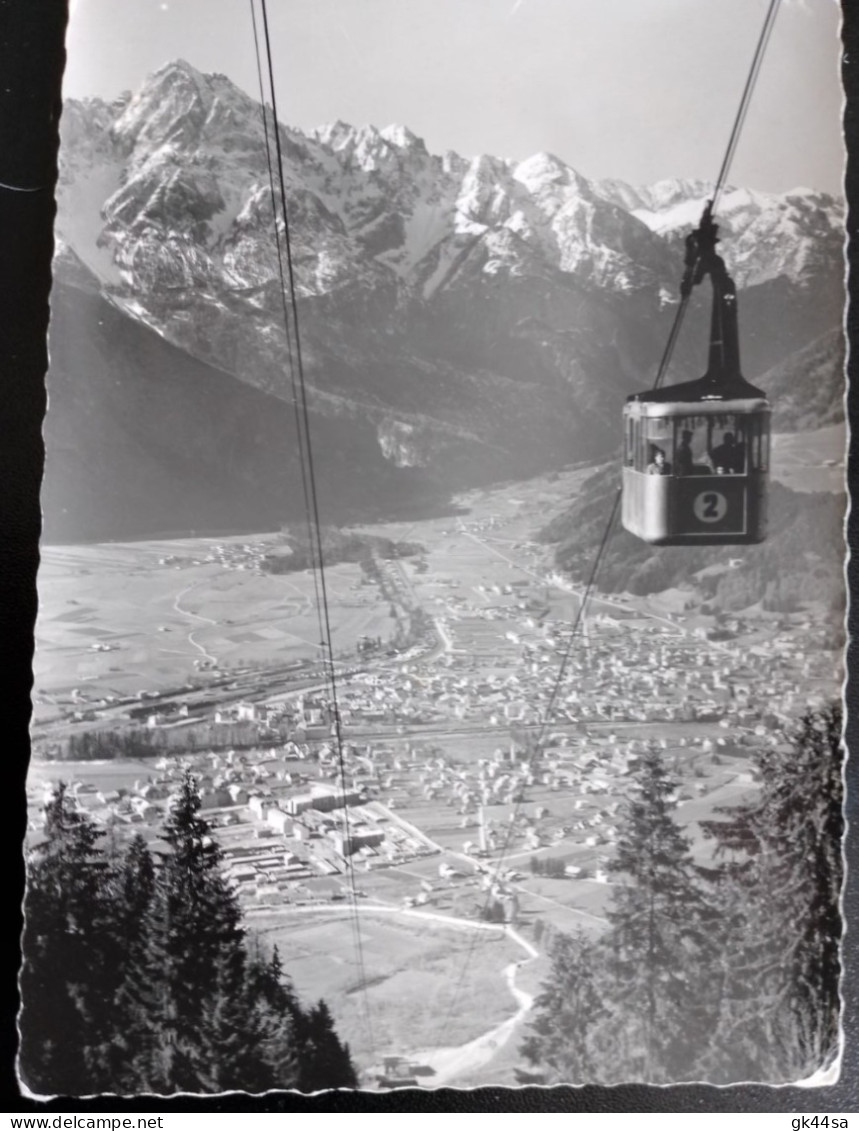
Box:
[627,182,842,289]
[46,59,845,540]
[57,62,676,321]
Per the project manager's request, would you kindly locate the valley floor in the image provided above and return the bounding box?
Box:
[28,445,845,1086]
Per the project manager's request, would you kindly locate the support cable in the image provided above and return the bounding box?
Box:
[712,0,782,213]
[249,0,327,661]
[251,0,375,1060]
[654,0,781,391]
[440,0,782,1042]
[440,490,620,1035]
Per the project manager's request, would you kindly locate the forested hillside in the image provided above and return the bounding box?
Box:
[757,328,845,432]
[539,470,844,614]
[19,773,357,1095]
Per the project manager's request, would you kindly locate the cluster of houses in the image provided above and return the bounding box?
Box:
[214,774,438,907]
[30,735,444,910]
[156,541,270,573]
[359,602,823,732]
[355,719,771,878]
[41,767,186,828]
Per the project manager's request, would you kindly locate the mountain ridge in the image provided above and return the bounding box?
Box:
[47,59,845,541]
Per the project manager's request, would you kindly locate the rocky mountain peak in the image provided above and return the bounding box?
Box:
[379,123,427,154]
[312,119,355,149]
[626,183,844,288]
[111,58,215,150]
[514,151,588,195]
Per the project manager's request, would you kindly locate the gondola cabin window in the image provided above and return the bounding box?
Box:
[626,412,770,479]
[639,417,675,473]
[671,413,751,476]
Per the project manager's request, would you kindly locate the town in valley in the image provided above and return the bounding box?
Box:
[28,455,843,1087]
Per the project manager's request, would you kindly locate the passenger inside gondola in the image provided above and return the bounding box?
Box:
[628,413,766,480]
[710,430,745,474]
[668,414,749,476]
[675,430,695,476]
[671,416,714,475]
[646,446,671,475]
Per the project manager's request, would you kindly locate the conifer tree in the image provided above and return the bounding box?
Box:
[601,745,718,1082]
[297,1000,358,1091]
[248,948,301,1089]
[19,784,118,1095]
[106,836,157,1091]
[130,770,246,1093]
[701,704,844,1081]
[258,1005,301,1091]
[198,953,273,1093]
[118,833,156,927]
[160,770,244,972]
[519,745,718,1085]
[520,931,605,1083]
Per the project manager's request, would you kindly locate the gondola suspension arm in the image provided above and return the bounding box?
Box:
[679,202,741,387]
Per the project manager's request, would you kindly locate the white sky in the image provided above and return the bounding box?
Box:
[63,0,845,194]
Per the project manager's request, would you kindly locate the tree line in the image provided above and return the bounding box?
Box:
[62,727,163,761]
[48,718,294,762]
[262,527,425,575]
[20,772,357,1095]
[529,856,567,878]
[520,704,843,1084]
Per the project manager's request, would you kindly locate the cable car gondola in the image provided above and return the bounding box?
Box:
[622,204,770,546]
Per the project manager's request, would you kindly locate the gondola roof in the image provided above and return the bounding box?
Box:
[626,372,767,406]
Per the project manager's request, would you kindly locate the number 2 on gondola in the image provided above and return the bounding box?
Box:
[693,491,728,523]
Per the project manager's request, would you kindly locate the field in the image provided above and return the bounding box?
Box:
[34,535,396,707]
[250,907,524,1074]
[28,757,160,796]
[357,475,590,625]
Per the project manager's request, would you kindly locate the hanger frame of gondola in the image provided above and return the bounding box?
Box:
[621,202,771,547]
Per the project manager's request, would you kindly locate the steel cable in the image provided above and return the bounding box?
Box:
[438,0,783,1047]
[251,0,376,1062]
